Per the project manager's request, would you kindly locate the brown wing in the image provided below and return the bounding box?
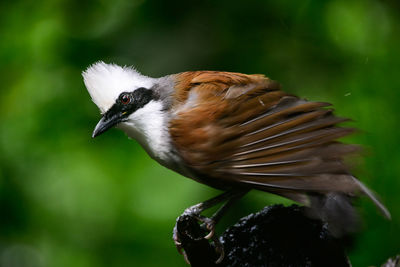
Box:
[170,71,389,217]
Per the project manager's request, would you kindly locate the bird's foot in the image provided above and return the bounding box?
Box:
[191,214,224,263]
[171,191,247,264]
[182,204,219,240]
[172,223,190,264]
[173,208,224,264]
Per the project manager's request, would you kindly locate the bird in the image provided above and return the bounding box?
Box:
[83,61,390,263]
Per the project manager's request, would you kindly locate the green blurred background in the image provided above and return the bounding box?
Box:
[0,0,399,266]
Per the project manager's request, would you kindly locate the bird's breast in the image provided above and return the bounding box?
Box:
[117,100,183,171]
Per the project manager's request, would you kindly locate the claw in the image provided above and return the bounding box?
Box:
[204,227,215,240]
[196,216,216,240]
[204,219,216,239]
[182,251,191,265]
[172,224,184,255]
[171,191,246,264]
[212,235,225,264]
[173,204,227,264]
[175,242,183,255]
[199,218,224,263]
[215,248,225,264]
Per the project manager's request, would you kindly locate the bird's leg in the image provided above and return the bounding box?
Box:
[184,189,246,215]
[202,190,248,239]
[204,192,247,264]
[173,190,240,251]
[183,190,248,238]
[173,189,249,263]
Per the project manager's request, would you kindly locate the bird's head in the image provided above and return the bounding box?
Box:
[82,61,159,138]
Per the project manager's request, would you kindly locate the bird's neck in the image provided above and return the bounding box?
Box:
[118,100,179,168]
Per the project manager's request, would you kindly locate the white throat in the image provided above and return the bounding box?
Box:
[118,100,175,166]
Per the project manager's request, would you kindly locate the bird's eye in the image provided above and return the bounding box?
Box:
[120,93,131,105]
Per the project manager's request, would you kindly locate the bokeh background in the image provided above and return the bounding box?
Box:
[1,0,399,266]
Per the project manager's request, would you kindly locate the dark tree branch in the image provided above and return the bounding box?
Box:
[175,204,351,267]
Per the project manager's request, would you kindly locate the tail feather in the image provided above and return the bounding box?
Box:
[305,177,391,237]
[308,193,359,237]
[351,176,391,219]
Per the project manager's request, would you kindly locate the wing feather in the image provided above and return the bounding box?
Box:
[170,71,388,217]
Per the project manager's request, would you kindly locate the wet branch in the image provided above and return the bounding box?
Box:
[175,204,351,267]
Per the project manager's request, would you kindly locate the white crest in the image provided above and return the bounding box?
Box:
[82,61,155,113]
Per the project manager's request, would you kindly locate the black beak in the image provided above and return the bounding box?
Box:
[92,111,124,138]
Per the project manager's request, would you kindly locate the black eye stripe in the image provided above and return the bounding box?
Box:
[134,88,152,102]
[103,88,154,124]
[115,88,153,115]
